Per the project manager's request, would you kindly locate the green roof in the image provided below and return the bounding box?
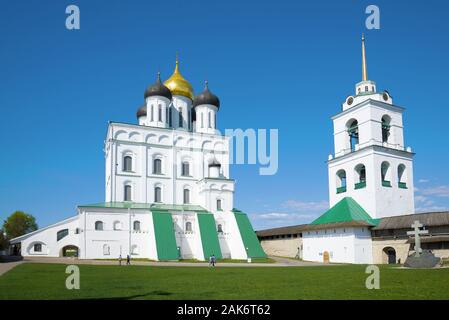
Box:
[78,202,207,212]
[311,197,379,226]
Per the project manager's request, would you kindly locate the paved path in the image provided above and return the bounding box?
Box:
[0,260,24,276]
[18,256,331,268]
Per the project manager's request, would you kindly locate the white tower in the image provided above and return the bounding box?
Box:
[327,35,415,219]
[193,81,220,135]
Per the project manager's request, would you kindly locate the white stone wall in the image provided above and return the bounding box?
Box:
[260,238,302,258]
[302,227,373,264]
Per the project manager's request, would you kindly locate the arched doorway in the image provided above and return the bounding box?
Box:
[323,251,330,264]
[61,245,79,257]
[383,247,396,264]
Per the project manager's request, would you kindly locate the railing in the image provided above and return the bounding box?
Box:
[355,181,367,189]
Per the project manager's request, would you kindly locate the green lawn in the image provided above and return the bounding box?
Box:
[0,263,448,300]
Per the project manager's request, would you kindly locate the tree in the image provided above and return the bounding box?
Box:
[3,211,38,239]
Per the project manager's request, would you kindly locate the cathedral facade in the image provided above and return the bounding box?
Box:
[11,61,266,261]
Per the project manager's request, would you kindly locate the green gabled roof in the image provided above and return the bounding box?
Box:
[78,202,207,212]
[311,197,379,226]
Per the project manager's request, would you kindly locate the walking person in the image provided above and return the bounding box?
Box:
[119,254,122,266]
[209,254,216,267]
[126,254,131,265]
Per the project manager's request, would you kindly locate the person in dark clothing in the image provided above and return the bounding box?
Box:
[126,254,131,265]
[119,254,122,265]
[209,254,216,267]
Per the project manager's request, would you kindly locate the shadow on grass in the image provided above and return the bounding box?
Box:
[81,290,175,300]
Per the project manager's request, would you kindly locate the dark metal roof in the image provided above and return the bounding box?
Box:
[136,104,146,118]
[256,224,309,237]
[407,235,449,244]
[372,211,449,230]
[144,73,172,100]
[193,81,220,109]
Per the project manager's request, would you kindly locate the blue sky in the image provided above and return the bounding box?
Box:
[1,0,449,231]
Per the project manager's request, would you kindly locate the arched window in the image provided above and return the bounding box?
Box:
[214,113,217,129]
[57,229,69,241]
[133,220,141,231]
[381,161,392,187]
[382,115,391,143]
[153,158,162,174]
[181,162,190,176]
[336,170,347,193]
[217,224,223,233]
[208,112,211,128]
[95,221,104,231]
[185,221,192,232]
[354,164,366,189]
[347,119,359,152]
[183,188,190,204]
[150,105,154,121]
[158,104,162,122]
[168,107,172,126]
[217,199,222,211]
[201,113,204,128]
[123,156,132,172]
[398,164,407,189]
[154,186,162,203]
[103,244,110,255]
[124,185,132,201]
[113,221,122,230]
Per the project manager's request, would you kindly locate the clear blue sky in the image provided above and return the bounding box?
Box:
[1,0,449,230]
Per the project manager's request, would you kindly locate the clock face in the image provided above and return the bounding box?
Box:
[347,96,354,105]
[383,92,389,101]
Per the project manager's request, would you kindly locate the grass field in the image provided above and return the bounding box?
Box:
[0,263,448,300]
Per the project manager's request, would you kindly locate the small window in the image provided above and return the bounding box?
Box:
[124,185,132,201]
[153,158,162,174]
[208,112,211,128]
[217,224,223,233]
[131,245,139,255]
[34,243,42,252]
[201,113,204,128]
[123,156,132,172]
[150,105,154,121]
[154,186,162,203]
[183,189,190,204]
[217,199,222,211]
[57,229,69,241]
[181,162,190,176]
[103,244,110,255]
[133,221,141,231]
[95,221,104,231]
[214,113,217,129]
[158,104,162,121]
[113,221,122,230]
[185,221,192,232]
[382,115,391,143]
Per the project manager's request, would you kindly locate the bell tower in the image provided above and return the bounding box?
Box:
[327,35,415,219]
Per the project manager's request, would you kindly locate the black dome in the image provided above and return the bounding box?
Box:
[144,72,172,100]
[136,104,146,118]
[193,81,220,109]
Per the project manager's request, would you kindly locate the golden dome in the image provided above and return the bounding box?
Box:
[163,58,194,100]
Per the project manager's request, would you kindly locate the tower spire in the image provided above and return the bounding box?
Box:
[175,52,179,73]
[361,34,368,81]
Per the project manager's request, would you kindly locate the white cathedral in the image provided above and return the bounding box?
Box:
[11,60,266,261]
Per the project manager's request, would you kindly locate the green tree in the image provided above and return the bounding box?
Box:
[3,211,38,239]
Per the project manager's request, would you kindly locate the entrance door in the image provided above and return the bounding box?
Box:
[323,251,330,264]
[62,245,79,257]
[387,249,396,264]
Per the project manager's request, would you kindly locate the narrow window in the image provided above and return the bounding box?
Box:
[336,170,347,193]
[124,185,132,201]
[185,221,192,232]
[113,221,122,230]
[214,113,217,129]
[158,104,162,122]
[103,244,110,255]
[382,115,391,143]
[181,162,190,176]
[201,113,204,128]
[123,156,132,172]
[153,158,162,174]
[179,109,183,127]
[133,221,141,231]
[150,105,154,121]
[217,199,222,211]
[154,186,161,203]
[398,164,407,188]
[381,161,391,187]
[95,221,104,231]
[208,112,211,128]
[347,120,359,152]
[183,188,190,204]
[168,107,172,126]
